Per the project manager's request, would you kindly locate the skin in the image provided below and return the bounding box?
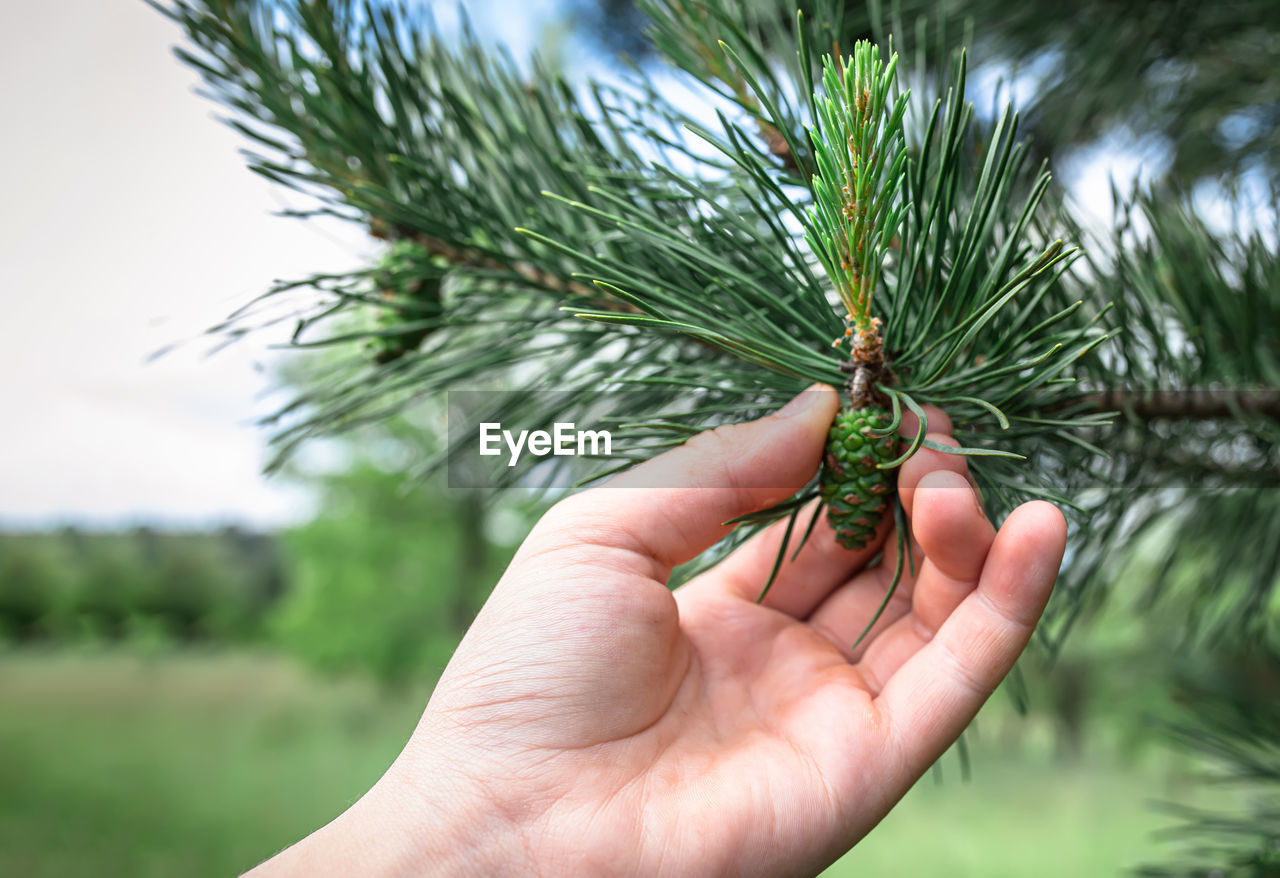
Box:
[249,384,1067,877]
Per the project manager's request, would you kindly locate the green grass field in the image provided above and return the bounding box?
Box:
[0,648,1199,876]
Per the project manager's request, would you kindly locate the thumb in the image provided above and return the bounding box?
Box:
[532,384,840,572]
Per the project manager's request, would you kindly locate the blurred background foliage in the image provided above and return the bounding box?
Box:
[0,440,523,687]
[2,0,1277,875]
[269,446,523,686]
[0,526,282,645]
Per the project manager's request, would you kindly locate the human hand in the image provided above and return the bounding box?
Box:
[253,384,1066,877]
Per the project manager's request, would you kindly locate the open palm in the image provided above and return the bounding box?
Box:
[252,385,1065,877]
[395,386,1065,877]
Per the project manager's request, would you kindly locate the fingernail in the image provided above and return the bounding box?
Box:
[776,384,827,419]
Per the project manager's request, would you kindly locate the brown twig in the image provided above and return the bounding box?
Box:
[370,219,637,314]
[754,118,802,176]
[839,318,888,408]
[1070,389,1280,421]
[688,36,803,175]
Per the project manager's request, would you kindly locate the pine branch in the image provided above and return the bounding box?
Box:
[370,221,634,313]
[158,0,1121,536]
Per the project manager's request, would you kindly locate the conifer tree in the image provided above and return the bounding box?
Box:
[154,0,1279,870]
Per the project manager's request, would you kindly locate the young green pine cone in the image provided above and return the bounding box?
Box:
[819,406,898,549]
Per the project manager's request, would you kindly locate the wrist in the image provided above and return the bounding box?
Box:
[241,775,421,877]
[372,755,539,876]
[245,749,538,877]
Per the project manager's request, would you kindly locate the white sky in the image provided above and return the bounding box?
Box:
[0,1,374,529]
[0,1,1137,531]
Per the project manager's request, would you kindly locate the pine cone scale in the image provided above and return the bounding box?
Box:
[819,406,898,550]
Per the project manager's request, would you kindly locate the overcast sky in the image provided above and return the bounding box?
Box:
[0,1,373,528]
[0,1,1141,532]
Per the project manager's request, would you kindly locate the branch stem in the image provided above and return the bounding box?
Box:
[373,222,637,314]
[1070,389,1280,421]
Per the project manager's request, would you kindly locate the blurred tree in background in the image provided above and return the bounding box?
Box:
[0,527,281,643]
[0,533,76,640]
[271,440,520,686]
[934,0,1279,187]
